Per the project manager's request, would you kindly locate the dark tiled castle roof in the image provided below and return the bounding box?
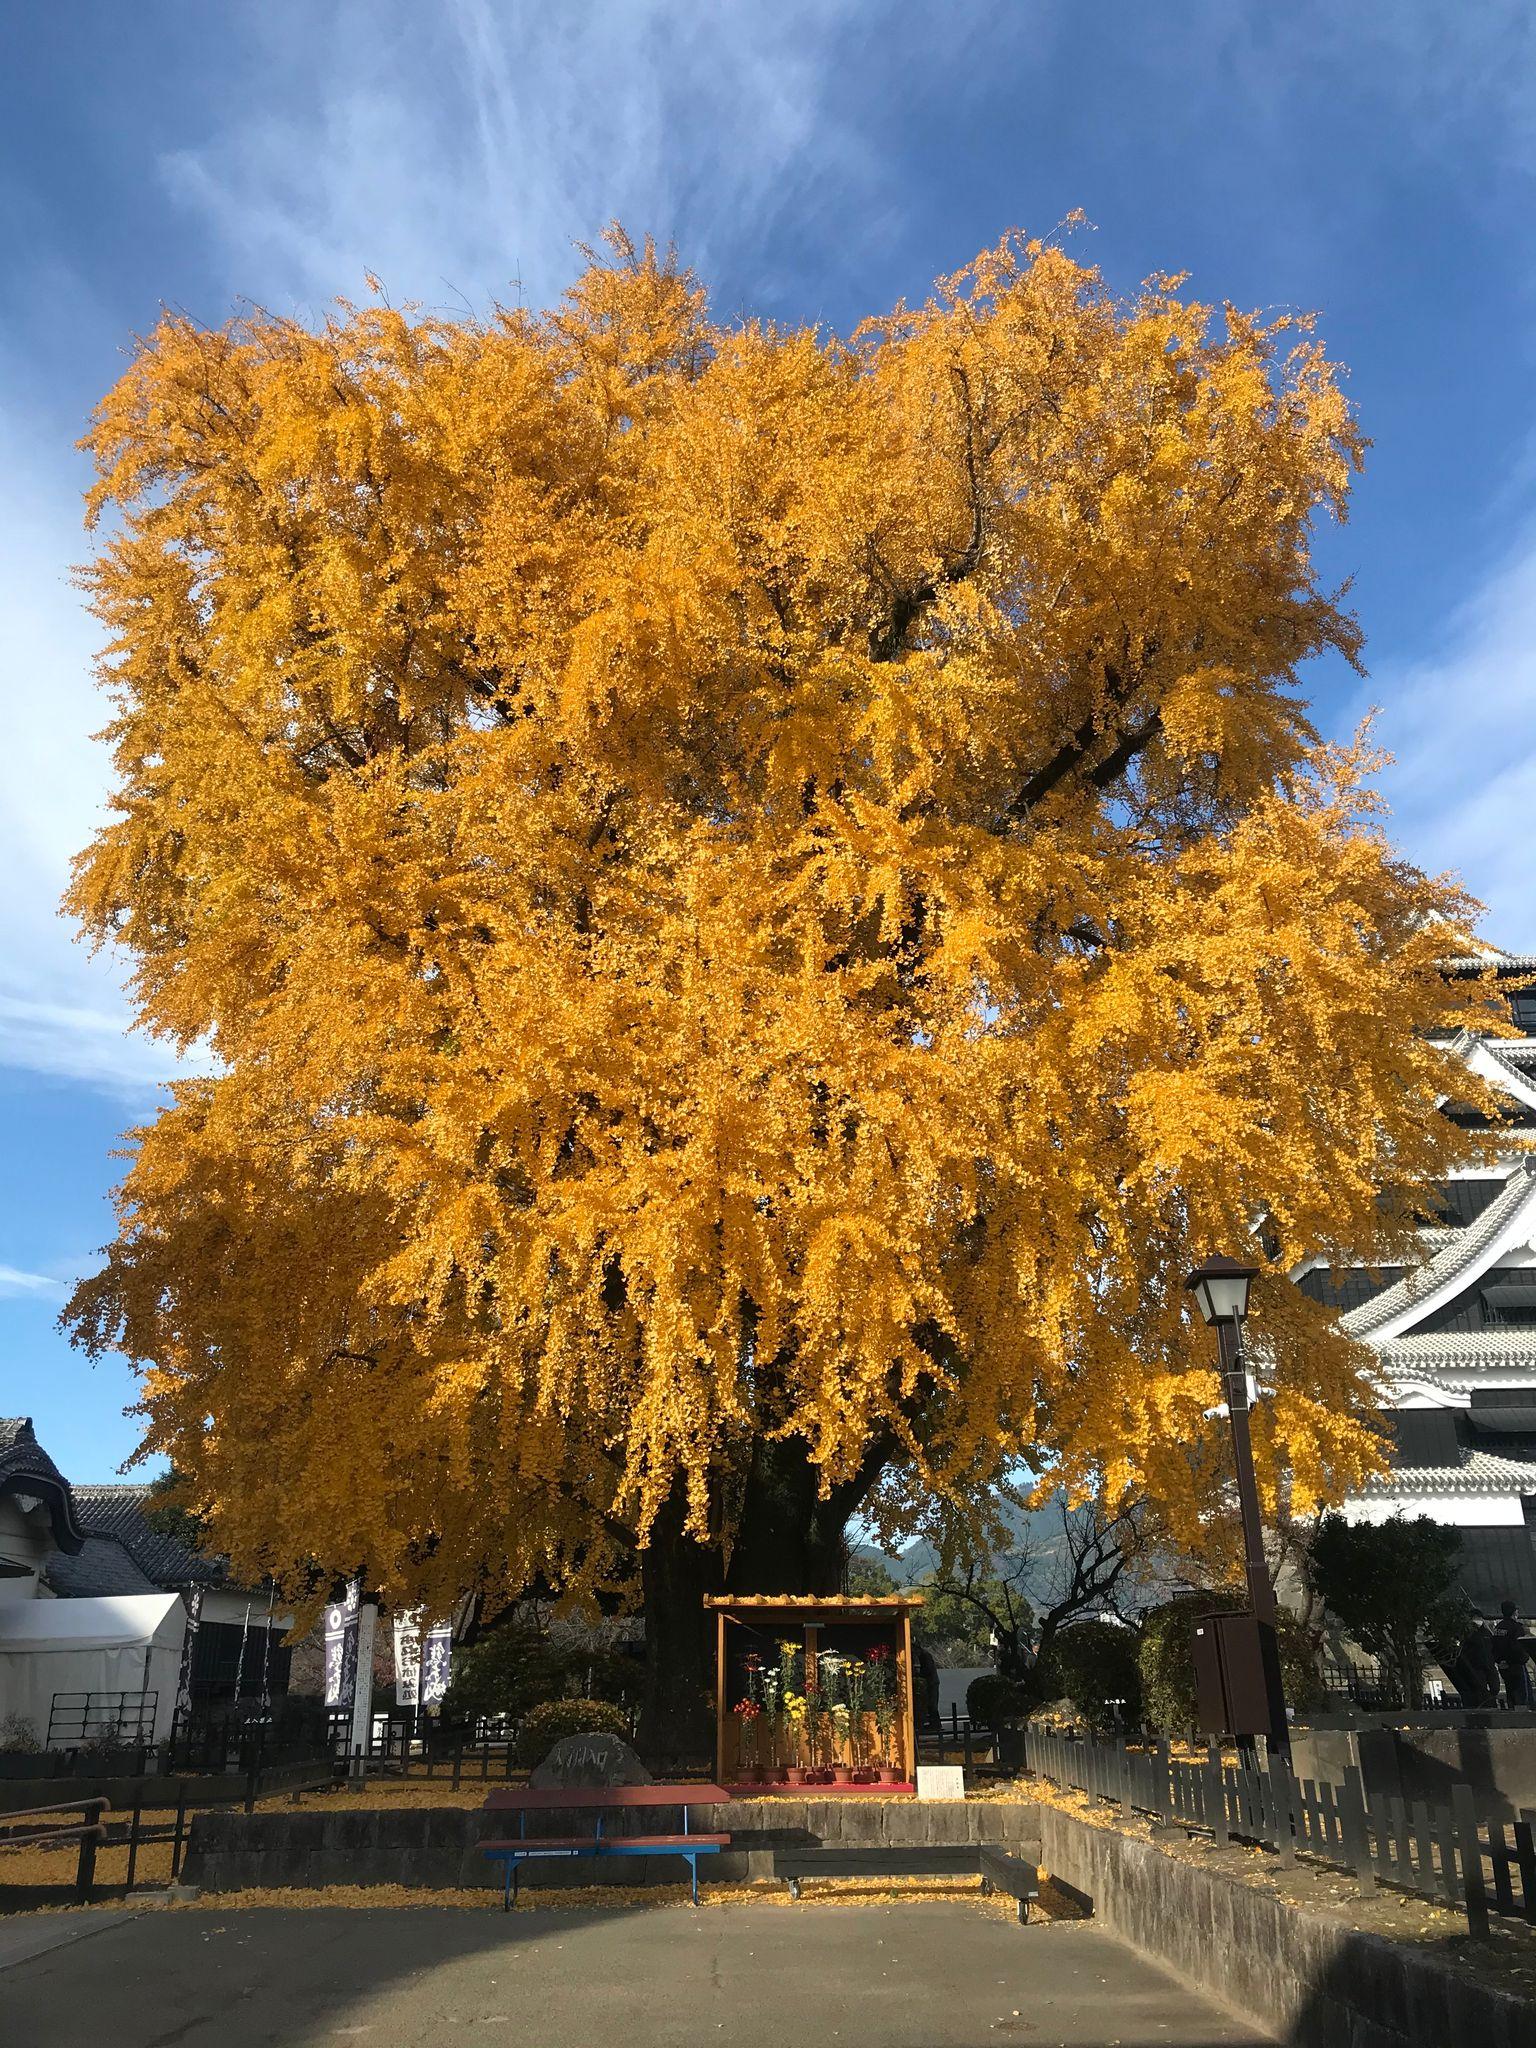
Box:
[71,1483,224,1588]
[0,1416,84,1554]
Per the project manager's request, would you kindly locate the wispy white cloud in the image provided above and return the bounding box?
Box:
[1176,1,1536,177]
[0,412,190,1095]
[0,1263,66,1299]
[1365,529,1536,950]
[155,0,903,319]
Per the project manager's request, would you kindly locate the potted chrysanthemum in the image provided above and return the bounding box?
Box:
[868,1643,901,1782]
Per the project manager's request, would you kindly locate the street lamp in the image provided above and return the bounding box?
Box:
[1185,1254,1289,1751]
[1185,1253,1258,1333]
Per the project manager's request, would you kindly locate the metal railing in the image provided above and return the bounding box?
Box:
[46,1690,159,1748]
[1021,1724,1535,1938]
[0,1798,110,1902]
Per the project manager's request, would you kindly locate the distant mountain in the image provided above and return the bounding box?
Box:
[852,1500,1077,1601]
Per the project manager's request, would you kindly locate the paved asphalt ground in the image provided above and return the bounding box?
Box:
[0,1902,1271,2047]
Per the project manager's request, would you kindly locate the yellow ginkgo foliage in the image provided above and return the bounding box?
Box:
[66,228,1489,1739]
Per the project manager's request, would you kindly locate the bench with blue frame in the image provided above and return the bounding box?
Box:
[481,1782,732,1907]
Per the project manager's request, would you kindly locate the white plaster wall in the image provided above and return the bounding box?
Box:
[0,1497,52,1603]
[1342,1491,1526,1527]
[200,1587,294,1630]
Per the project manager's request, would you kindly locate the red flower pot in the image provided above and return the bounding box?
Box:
[831,1764,852,1786]
[877,1766,900,1786]
[785,1766,805,1787]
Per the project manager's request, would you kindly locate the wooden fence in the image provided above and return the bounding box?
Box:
[1021,1725,1536,1938]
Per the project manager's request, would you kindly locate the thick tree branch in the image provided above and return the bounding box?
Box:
[867,363,989,663]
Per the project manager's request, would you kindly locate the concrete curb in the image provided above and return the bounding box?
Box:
[0,1908,141,1976]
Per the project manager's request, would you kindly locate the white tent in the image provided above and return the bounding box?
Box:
[0,1592,186,1746]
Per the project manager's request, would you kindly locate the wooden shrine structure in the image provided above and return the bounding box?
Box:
[704,1592,922,1792]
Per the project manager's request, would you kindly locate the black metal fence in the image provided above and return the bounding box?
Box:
[1021,1724,1536,1938]
[45,1691,159,1748]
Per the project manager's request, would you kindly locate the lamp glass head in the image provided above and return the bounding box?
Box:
[1185,1255,1258,1325]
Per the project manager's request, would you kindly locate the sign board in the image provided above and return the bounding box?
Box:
[421,1622,453,1706]
[915,1764,965,1801]
[393,1614,422,1709]
[173,1584,203,1722]
[529,1732,653,1789]
[324,1580,360,1710]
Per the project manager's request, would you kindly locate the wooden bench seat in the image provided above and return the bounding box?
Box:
[775,1843,1041,1922]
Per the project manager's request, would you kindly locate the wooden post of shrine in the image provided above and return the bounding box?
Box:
[900,1605,916,1784]
[715,1607,727,1784]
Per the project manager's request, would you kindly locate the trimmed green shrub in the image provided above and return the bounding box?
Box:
[515,1696,632,1767]
[444,1619,637,1723]
[1044,1620,1143,1732]
[966,1673,1031,1726]
[1138,1592,1322,1733]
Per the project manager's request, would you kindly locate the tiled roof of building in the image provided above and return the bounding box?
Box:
[1377,1330,1536,1377]
[1475,1036,1536,1105]
[1441,948,1536,976]
[43,1534,161,1598]
[1342,1160,1536,1340]
[1361,1435,1536,1496]
[71,1483,224,1588]
[0,1416,84,1554]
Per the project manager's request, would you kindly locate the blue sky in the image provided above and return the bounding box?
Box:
[3,2,1535,1480]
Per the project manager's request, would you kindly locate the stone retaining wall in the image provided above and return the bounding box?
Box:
[182,1795,1043,1894]
[1035,1804,1533,2048]
[0,1760,329,1817]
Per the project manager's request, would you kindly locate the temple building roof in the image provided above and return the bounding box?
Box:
[69,1482,224,1589]
[0,1417,85,1555]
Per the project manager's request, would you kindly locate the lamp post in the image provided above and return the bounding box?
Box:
[1186,1255,1289,1751]
[1186,1256,1272,1626]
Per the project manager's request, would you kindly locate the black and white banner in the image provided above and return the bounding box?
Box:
[324,1580,360,1710]
[392,1610,452,1708]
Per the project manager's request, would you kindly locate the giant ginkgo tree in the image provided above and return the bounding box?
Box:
[67,228,1488,1743]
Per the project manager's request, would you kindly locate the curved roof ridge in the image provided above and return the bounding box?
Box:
[1380,1328,1536,1362]
[1360,1440,1536,1495]
[1472,1034,1536,1111]
[1441,946,1536,976]
[0,1416,85,1555]
[1342,1159,1536,1341]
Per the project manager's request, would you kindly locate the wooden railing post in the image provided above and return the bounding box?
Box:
[125,1795,143,1890]
[1337,1765,1372,1886]
[1204,1742,1229,1849]
[74,1800,106,1903]
[1514,1808,1536,1921]
[1267,1755,1295,1869]
[1451,1784,1491,1939]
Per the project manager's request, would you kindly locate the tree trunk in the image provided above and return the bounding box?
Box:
[634,1436,890,1756]
[635,1493,722,1758]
